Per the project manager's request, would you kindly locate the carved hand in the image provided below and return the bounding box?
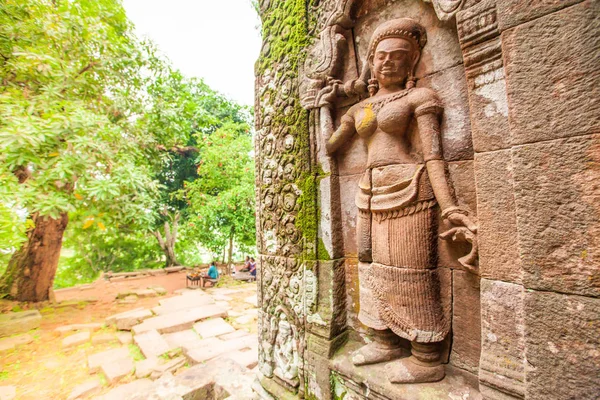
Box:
[440,209,479,273]
[316,79,342,108]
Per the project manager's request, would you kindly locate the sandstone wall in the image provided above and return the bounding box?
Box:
[255,0,600,399]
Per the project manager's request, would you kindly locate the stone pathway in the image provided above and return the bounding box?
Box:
[56,286,262,400]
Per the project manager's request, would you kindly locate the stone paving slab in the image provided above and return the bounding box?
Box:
[55,323,103,335]
[224,347,259,369]
[0,334,33,352]
[149,356,186,379]
[152,292,215,315]
[193,317,235,339]
[106,308,145,325]
[94,378,153,400]
[62,331,90,348]
[88,347,131,372]
[67,378,102,400]
[132,305,227,335]
[0,310,41,338]
[115,309,153,331]
[133,289,157,298]
[0,385,16,400]
[117,331,132,345]
[185,335,257,365]
[134,330,170,359]
[92,333,116,345]
[218,330,251,341]
[180,336,224,354]
[162,329,202,350]
[244,295,258,307]
[101,355,134,384]
[135,357,160,379]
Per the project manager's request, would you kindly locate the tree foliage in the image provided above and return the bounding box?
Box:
[185,122,256,258]
[0,0,257,293]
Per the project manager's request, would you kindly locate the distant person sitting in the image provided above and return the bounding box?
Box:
[200,261,219,287]
[249,257,257,277]
[241,256,251,272]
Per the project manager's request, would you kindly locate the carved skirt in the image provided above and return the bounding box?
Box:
[356,164,449,343]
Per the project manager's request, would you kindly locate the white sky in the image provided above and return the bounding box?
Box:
[122,0,262,106]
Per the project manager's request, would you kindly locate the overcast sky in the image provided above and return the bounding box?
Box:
[122,0,262,106]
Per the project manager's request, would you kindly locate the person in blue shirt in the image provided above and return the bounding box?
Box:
[201,261,219,287]
[249,257,257,277]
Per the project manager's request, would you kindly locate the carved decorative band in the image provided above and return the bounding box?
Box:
[479,353,526,398]
[457,4,497,49]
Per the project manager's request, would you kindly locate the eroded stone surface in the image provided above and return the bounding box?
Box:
[512,135,600,296]
[503,1,600,146]
[92,333,116,345]
[524,290,600,400]
[0,386,16,400]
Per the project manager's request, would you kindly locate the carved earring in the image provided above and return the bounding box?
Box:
[406,74,416,89]
[368,78,379,96]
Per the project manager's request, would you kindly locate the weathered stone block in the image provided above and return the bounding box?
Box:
[132,305,227,335]
[162,329,202,350]
[524,290,600,400]
[152,291,215,315]
[479,279,525,399]
[438,160,478,269]
[308,260,346,339]
[101,355,134,384]
[95,378,153,400]
[55,323,103,335]
[88,347,131,372]
[62,331,90,348]
[512,135,600,296]
[474,150,522,283]
[91,333,116,345]
[450,270,481,374]
[497,0,585,31]
[0,310,41,338]
[115,309,153,331]
[67,378,101,400]
[419,64,474,162]
[193,317,235,338]
[503,1,600,145]
[339,174,361,257]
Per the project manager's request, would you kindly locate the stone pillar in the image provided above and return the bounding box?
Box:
[458,0,600,399]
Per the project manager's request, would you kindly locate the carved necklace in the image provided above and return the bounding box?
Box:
[365,88,413,113]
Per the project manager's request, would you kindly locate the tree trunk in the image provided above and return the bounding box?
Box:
[222,246,226,265]
[0,213,69,302]
[227,230,234,275]
[152,212,180,267]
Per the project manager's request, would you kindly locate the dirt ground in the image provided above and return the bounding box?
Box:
[0,271,258,400]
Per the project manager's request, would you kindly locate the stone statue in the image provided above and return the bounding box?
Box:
[318,18,478,384]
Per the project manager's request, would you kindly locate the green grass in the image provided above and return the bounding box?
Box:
[128,343,145,361]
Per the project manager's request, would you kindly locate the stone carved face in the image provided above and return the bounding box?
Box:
[370,37,418,89]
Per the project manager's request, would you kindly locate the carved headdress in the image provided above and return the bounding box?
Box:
[367,18,427,60]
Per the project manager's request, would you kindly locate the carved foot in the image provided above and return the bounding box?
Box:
[351,341,406,366]
[385,356,445,383]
